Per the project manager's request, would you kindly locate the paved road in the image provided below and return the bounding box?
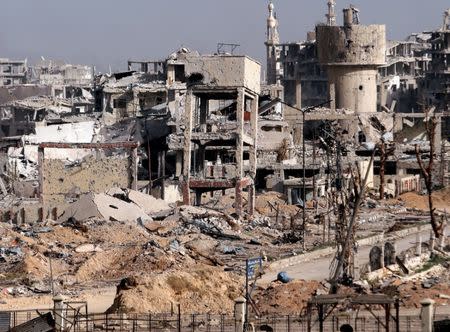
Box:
[260,229,433,283]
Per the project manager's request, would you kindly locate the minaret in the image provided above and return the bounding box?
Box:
[326,0,336,26]
[267,1,279,43]
[265,1,280,84]
[443,8,450,31]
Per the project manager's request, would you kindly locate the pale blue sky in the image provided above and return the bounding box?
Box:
[0,0,447,72]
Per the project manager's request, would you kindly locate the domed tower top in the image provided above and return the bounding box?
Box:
[267,1,279,44]
[326,0,336,26]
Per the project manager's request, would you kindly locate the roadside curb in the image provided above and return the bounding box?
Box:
[268,223,431,271]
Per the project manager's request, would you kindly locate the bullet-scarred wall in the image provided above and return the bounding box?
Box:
[42,155,131,204]
[316,25,386,66]
[328,67,378,113]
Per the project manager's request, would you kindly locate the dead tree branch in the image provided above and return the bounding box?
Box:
[415,115,444,239]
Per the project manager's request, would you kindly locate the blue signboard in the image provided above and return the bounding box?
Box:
[246,257,262,278]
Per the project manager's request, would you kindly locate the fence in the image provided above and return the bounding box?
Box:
[2,309,449,332]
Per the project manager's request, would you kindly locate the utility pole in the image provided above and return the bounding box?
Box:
[312,130,318,214]
[379,141,386,200]
[326,144,332,243]
[302,109,307,250]
[274,99,332,250]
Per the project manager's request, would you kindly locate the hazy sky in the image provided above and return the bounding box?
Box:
[0,0,448,72]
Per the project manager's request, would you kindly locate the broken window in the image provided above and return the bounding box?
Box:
[187,73,204,85]
[1,125,9,136]
[261,126,282,132]
[113,99,127,109]
[174,65,186,83]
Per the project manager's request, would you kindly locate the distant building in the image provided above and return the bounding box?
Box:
[31,59,93,87]
[0,58,27,86]
[264,2,328,108]
[378,34,432,113]
[422,9,450,111]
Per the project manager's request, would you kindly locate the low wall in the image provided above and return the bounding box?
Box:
[268,224,432,271]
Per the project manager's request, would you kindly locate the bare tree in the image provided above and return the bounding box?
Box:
[415,113,445,240]
[330,149,376,290]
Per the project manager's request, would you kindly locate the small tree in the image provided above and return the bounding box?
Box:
[415,113,445,240]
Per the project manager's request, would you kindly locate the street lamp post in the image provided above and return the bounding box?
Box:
[275,99,332,249]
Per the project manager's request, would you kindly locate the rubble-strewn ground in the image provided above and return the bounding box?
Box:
[0,188,449,314]
[253,280,325,315]
[399,187,450,212]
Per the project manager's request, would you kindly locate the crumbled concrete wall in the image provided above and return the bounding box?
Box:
[13,181,39,198]
[258,121,291,151]
[316,24,386,65]
[0,201,44,224]
[183,55,261,93]
[42,154,131,203]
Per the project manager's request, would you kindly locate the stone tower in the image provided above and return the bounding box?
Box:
[316,7,386,113]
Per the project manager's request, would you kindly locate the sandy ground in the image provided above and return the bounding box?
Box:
[0,286,116,313]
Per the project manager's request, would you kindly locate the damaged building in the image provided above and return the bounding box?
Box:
[0,58,28,86]
[265,1,449,118]
[0,5,448,223]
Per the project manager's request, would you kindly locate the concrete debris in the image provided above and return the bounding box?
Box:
[127,189,171,216]
[58,189,171,224]
[75,244,103,253]
[91,193,148,222]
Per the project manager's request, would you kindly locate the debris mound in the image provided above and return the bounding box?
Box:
[106,265,242,314]
[253,280,325,315]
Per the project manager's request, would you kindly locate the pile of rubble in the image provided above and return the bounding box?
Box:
[253,279,325,315]
[0,188,310,311]
[1,184,448,313]
[106,265,242,314]
[360,241,450,308]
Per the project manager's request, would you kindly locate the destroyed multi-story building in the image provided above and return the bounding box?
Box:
[99,71,167,124]
[265,2,328,108]
[265,2,448,120]
[30,59,93,87]
[0,58,96,138]
[168,55,260,216]
[379,34,432,113]
[423,9,450,109]
[422,9,450,136]
[0,58,27,86]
